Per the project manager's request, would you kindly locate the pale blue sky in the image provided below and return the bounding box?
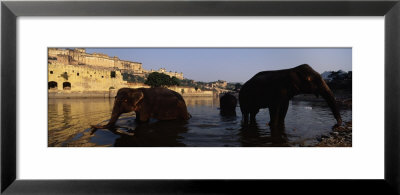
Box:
[85,48,352,83]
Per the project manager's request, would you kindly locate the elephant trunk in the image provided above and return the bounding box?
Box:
[91,103,121,129]
[103,109,122,128]
[319,80,342,127]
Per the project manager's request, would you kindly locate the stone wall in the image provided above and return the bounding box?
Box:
[168,86,213,96]
[48,48,185,79]
[48,63,128,92]
[125,84,213,97]
[126,82,150,89]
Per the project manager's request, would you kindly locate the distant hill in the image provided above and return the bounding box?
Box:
[321,71,332,80]
[321,70,348,81]
[321,70,352,91]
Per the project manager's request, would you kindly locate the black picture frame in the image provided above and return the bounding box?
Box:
[1,1,399,194]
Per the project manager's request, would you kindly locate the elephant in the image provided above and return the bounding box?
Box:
[219,93,237,116]
[239,64,342,128]
[91,87,191,129]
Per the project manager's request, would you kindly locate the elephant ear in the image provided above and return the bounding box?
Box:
[130,90,144,108]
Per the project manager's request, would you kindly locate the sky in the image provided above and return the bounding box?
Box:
[85,48,352,83]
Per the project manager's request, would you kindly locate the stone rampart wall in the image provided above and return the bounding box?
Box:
[48,63,128,92]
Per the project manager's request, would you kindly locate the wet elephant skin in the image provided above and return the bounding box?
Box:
[220,93,237,116]
[239,64,342,129]
[91,87,191,130]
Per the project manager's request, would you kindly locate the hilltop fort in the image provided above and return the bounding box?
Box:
[48,48,183,90]
[48,48,212,98]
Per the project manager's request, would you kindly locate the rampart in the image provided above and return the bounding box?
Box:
[48,48,211,98]
[48,48,184,79]
[48,63,127,92]
[48,48,143,73]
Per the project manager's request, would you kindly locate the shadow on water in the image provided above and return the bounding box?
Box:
[90,120,189,147]
[219,109,288,146]
[219,116,235,123]
[239,124,289,147]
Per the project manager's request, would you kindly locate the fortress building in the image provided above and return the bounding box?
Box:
[48,48,144,74]
[144,68,184,80]
[48,48,184,92]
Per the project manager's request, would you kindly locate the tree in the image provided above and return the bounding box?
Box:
[145,72,180,88]
[326,70,352,91]
[170,76,181,86]
[234,83,242,91]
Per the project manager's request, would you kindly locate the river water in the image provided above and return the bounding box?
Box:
[48,96,351,147]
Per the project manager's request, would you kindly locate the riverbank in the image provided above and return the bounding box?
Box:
[314,121,352,147]
[49,91,116,99]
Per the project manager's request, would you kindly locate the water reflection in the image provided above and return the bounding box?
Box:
[48,96,352,147]
[48,98,115,146]
[113,120,188,147]
[184,96,219,108]
[239,124,288,147]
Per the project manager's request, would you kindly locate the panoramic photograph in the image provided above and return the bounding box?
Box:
[48,48,352,147]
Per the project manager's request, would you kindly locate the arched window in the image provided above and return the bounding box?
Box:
[48,81,58,89]
[63,82,71,90]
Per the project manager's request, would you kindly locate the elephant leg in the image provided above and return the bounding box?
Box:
[243,112,249,125]
[278,100,289,127]
[271,102,288,145]
[270,125,288,145]
[250,110,258,125]
[268,105,279,129]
